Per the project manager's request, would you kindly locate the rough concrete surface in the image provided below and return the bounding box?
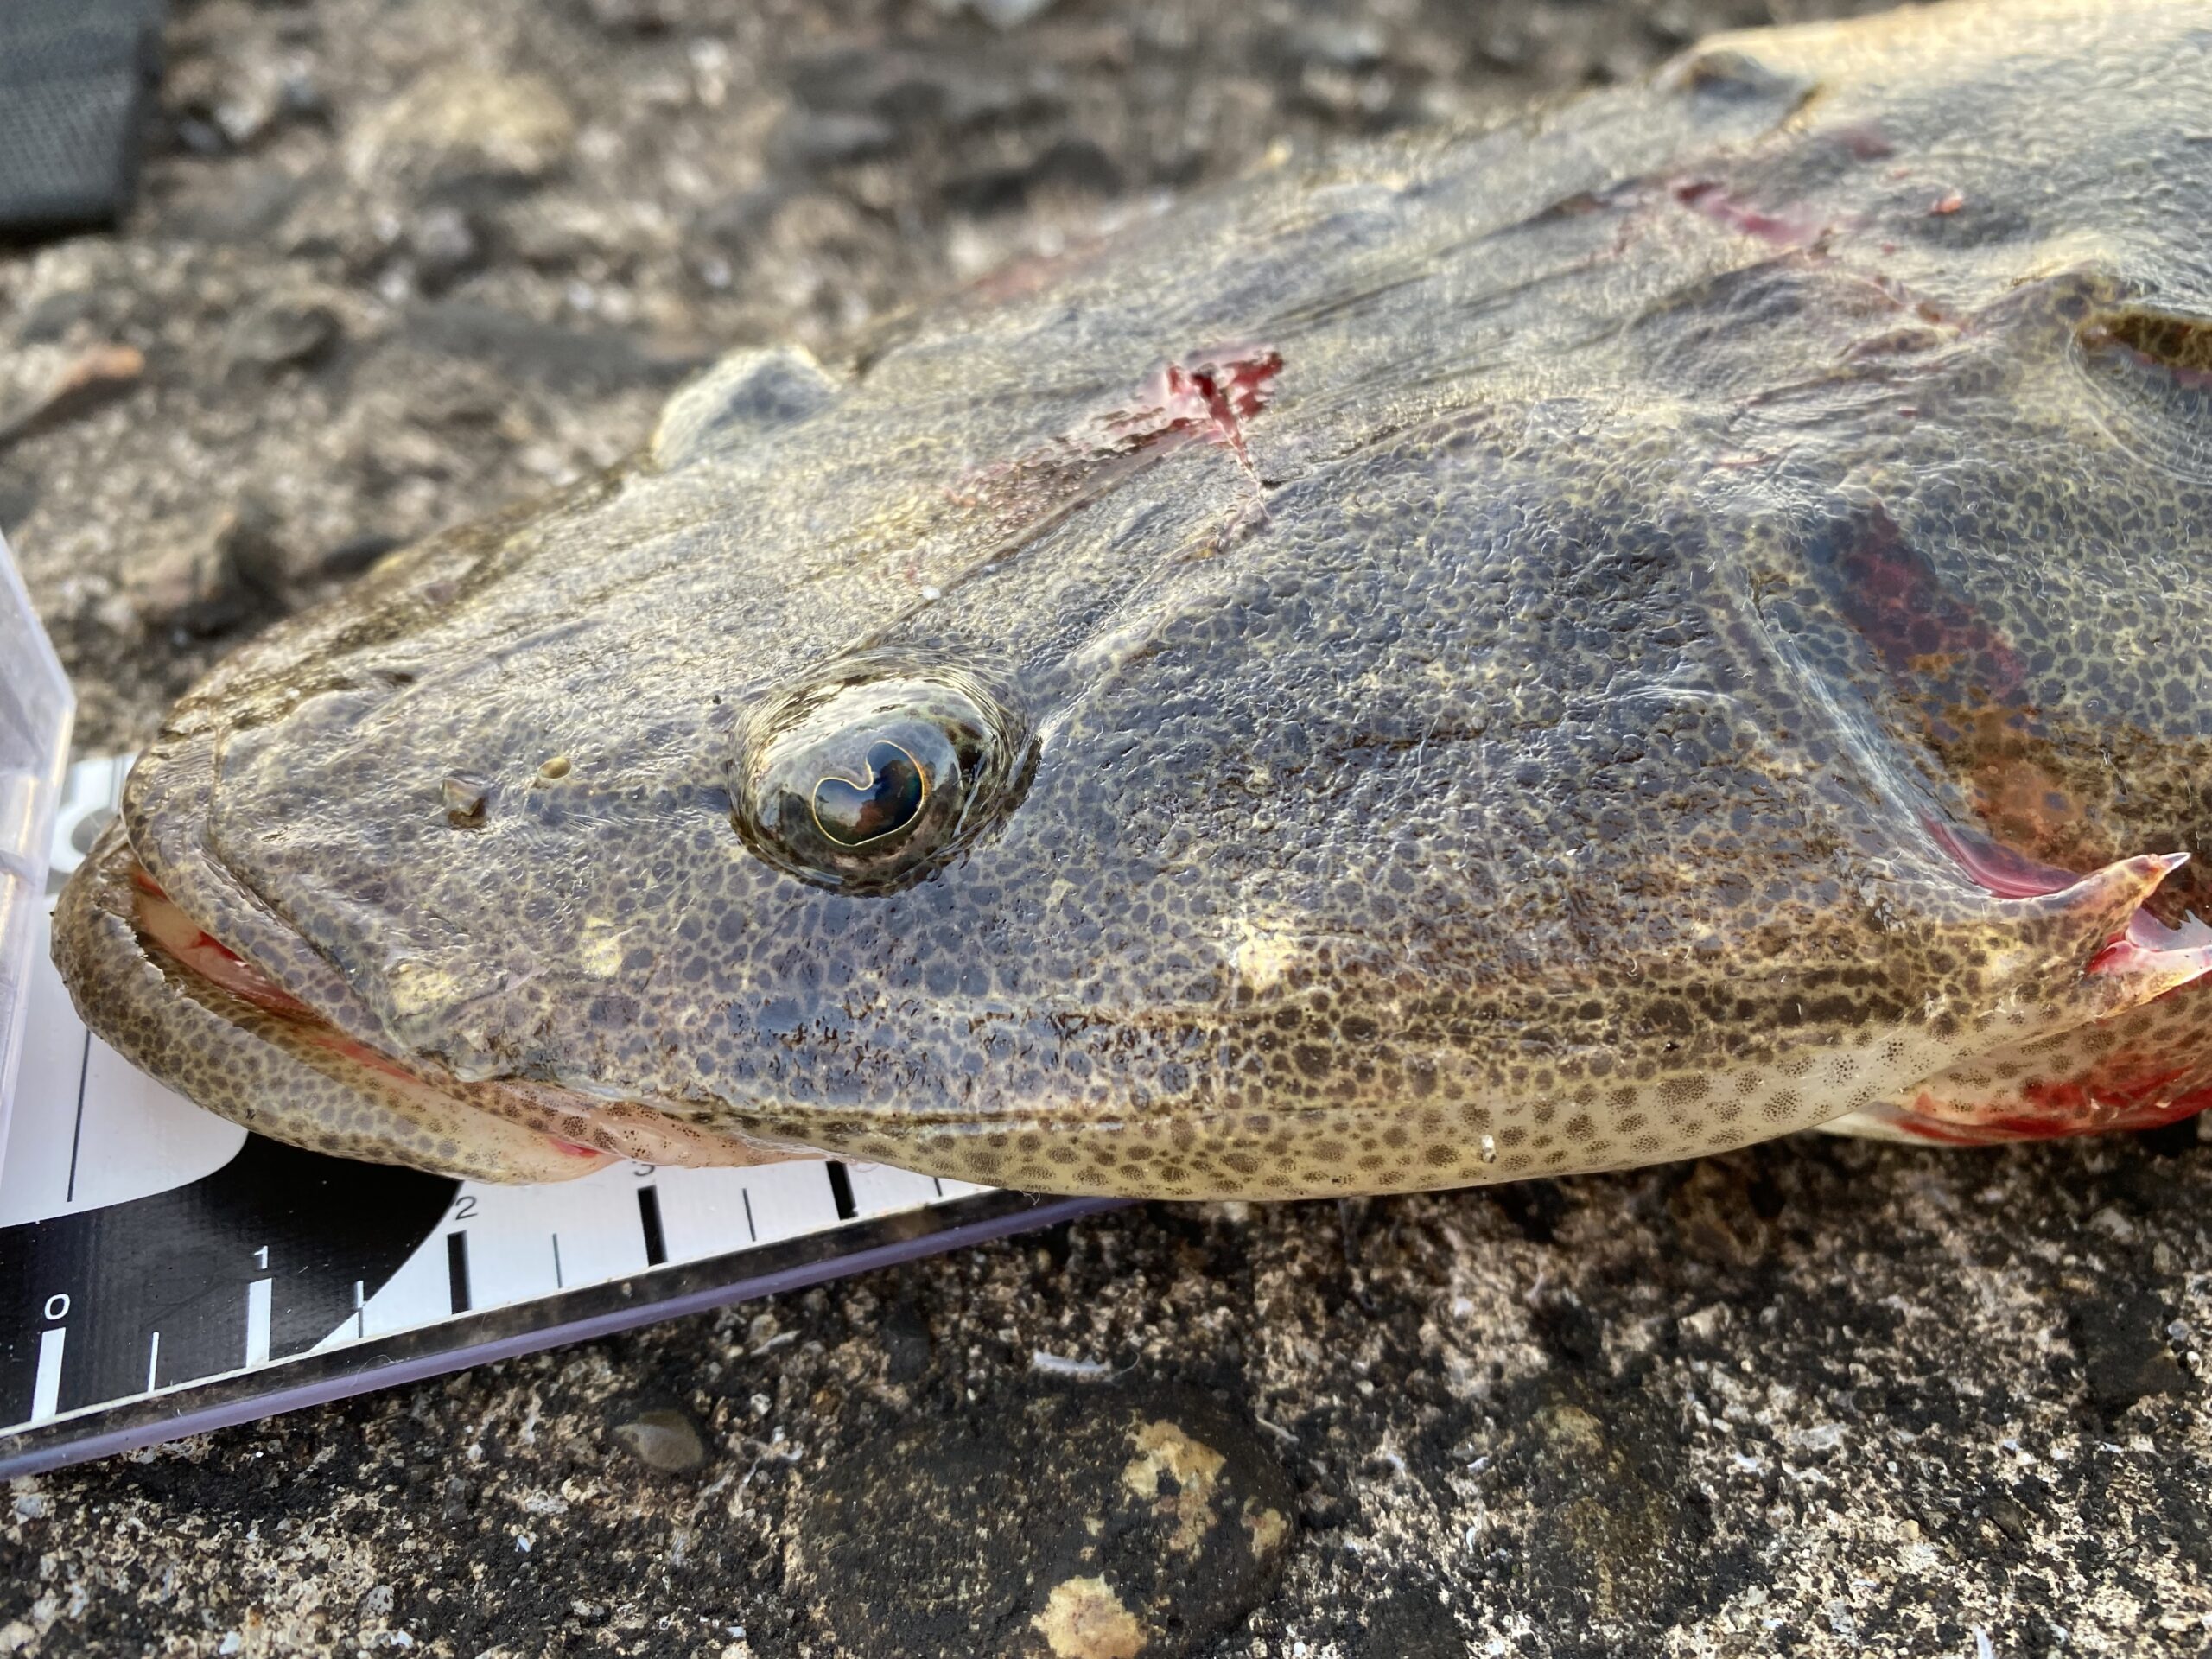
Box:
[3,0,2208,1653]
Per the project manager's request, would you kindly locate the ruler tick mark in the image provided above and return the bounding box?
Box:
[30,1329,65,1421]
[61,1032,91,1204]
[636,1187,667,1267]
[445,1232,472,1314]
[245,1278,273,1368]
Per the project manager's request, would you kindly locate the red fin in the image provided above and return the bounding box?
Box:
[1866,1012,2212,1144]
[1884,1073,2212,1146]
[2088,903,2212,985]
[2007,851,2212,1014]
[1878,847,2212,1144]
[1932,829,2212,1007]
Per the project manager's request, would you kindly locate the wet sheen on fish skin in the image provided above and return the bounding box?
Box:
[53,0,2212,1196]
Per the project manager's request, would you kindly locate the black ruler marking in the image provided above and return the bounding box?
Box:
[636,1187,667,1268]
[445,1232,471,1315]
[61,1031,91,1203]
[826,1162,857,1222]
[741,1188,756,1245]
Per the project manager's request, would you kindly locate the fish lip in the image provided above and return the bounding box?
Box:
[106,809,462,1090]
[111,732,668,1117]
[77,727,530,1101]
[119,728,402,1052]
[118,835,572,1105]
[130,861,353,1031]
[50,818,620,1180]
[63,813,799,1174]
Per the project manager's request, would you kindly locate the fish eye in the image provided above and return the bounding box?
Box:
[733,666,1030,893]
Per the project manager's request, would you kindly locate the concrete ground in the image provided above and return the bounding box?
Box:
[4,0,2207,1653]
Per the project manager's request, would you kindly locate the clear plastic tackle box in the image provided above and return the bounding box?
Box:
[0,525,73,1141]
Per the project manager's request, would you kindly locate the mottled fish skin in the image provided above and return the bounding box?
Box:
[53,0,2212,1196]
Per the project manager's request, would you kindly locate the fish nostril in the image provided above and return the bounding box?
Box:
[442,773,491,828]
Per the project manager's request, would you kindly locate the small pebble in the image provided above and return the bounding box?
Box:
[613,1408,709,1472]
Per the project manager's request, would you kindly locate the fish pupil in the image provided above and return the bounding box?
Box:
[811,740,929,846]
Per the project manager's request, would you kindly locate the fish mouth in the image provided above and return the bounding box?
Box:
[54,817,809,1183]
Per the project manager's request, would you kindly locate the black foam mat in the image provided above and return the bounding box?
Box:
[0,0,166,240]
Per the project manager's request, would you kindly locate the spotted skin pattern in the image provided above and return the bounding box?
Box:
[52,0,2212,1196]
